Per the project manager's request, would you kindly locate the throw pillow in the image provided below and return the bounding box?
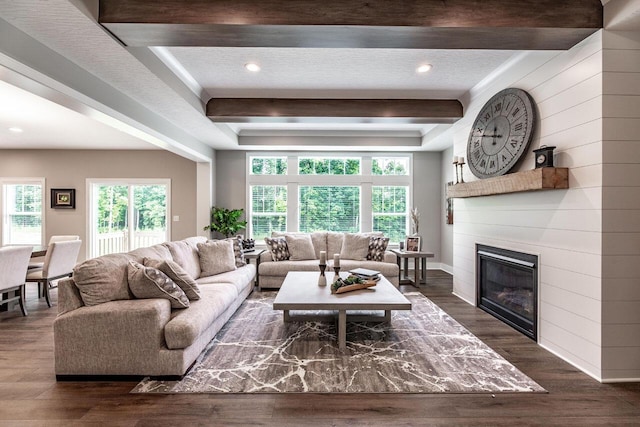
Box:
[285,234,316,260]
[367,236,390,262]
[197,240,237,277]
[339,233,371,261]
[224,236,246,267]
[127,261,189,309]
[264,236,290,261]
[143,257,201,300]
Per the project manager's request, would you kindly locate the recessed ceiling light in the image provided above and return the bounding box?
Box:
[416,64,433,73]
[8,127,23,133]
[245,63,261,72]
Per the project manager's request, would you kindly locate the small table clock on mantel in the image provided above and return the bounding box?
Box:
[533,145,556,168]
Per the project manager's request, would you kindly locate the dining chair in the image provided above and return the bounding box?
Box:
[28,235,80,269]
[26,240,82,308]
[0,246,33,316]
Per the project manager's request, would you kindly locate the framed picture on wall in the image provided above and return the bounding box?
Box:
[405,236,421,252]
[51,188,76,209]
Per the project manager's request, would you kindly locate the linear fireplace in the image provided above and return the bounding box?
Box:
[476,245,538,341]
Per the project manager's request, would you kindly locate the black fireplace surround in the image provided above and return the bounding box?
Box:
[476,245,538,341]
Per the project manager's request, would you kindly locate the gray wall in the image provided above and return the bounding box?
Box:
[215,150,444,262]
[440,146,454,270]
[0,149,197,260]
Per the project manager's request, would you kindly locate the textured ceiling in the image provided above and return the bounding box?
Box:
[0,1,619,154]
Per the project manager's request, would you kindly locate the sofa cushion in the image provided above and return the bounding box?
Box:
[197,240,237,277]
[164,283,238,349]
[225,236,246,267]
[143,257,201,300]
[273,232,327,259]
[326,232,344,257]
[367,236,390,262]
[164,240,202,279]
[340,233,371,261]
[265,236,290,261]
[196,264,256,296]
[73,253,135,306]
[285,234,316,260]
[259,259,322,276]
[128,244,172,262]
[127,261,190,309]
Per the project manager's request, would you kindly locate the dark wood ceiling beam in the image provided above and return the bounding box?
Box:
[99,0,603,49]
[206,98,463,124]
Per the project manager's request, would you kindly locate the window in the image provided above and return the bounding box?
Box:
[247,154,412,242]
[250,185,287,241]
[372,186,408,243]
[250,156,287,175]
[88,180,170,257]
[299,157,360,175]
[299,186,360,232]
[1,179,44,245]
[372,157,409,175]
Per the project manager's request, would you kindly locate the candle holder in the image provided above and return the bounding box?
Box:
[458,160,465,183]
[333,267,340,282]
[318,264,327,286]
[453,159,460,184]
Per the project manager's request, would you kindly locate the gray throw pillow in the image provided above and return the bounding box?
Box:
[143,257,201,300]
[127,261,189,309]
[367,237,390,262]
[285,234,316,260]
[197,240,237,277]
[264,236,290,261]
[339,233,371,261]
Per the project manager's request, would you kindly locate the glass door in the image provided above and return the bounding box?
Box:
[89,180,170,257]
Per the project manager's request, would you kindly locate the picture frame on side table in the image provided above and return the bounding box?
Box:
[51,188,76,209]
[405,236,421,252]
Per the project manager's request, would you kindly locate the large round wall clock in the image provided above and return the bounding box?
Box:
[466,88,536,179]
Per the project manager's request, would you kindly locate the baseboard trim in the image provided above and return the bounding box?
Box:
[56,374,145,382]
[451,291,475,306]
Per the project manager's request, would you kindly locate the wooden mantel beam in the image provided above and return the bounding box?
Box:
[99,0,603,49]
[206,98,463,123]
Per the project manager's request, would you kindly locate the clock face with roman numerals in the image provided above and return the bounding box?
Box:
[466,88,536,179]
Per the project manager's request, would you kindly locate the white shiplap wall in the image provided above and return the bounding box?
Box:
[452,31,606,380]
[601,30,640,382]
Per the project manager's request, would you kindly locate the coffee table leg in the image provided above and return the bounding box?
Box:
[384,310,391,322]
[338,310,346,350]
[283,310,290,322]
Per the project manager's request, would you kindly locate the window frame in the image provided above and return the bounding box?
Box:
[0,177,46,246]
[246,153,412,241]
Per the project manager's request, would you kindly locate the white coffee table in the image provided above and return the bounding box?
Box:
[273,271,412,350]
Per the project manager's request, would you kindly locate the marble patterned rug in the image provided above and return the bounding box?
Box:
[132,292,545,394]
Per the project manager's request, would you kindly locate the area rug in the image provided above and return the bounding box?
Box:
[132,292,545,394]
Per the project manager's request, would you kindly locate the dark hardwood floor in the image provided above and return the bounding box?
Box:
[1,270,639,426]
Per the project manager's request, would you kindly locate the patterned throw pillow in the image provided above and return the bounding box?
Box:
[142,257,201,300]
[127,261,190,309]
[367,236,390,262]
[224,236,246,267]
[264,236,290,261]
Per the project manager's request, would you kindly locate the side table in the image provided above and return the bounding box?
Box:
[243,249,266,290]
[390,249,435,288]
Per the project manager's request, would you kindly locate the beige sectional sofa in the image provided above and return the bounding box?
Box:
[53,236,255,378]
[259,232,399,289]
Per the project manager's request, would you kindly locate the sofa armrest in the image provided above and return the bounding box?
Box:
[259,250,272,263]
[54,298,172,375]
[384,251,397,263]
[57,278,85,316]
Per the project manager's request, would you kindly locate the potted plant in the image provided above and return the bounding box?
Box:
[203,206,247,238]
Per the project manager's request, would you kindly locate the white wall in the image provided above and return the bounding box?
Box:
[451,32,606,379]
[601,30,640,381]
[440,146,454,272]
